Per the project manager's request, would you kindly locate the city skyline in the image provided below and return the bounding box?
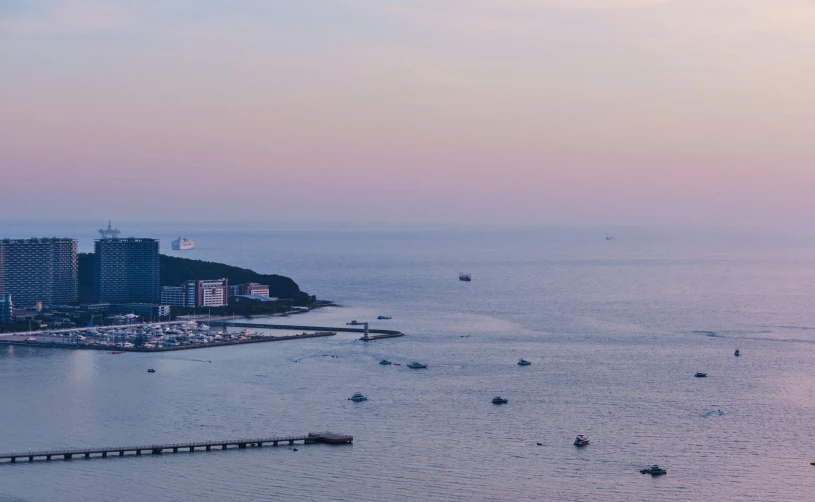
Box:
[2,0,814,227]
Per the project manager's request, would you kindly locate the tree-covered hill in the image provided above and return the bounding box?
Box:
[77,253,312,305]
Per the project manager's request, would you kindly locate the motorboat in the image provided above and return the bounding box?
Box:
[492,396,508,405]
[459,272,472,282]
[640,465,667,476]
[694,372,707,378]
[573,435,590,446]
[379,359,392,365]
[377,316,392,320]
[348,392,368,402]
[147,368,156,373]
[734,349,741,356]
[517,359,531,366]
[407,362,427,369]
[346,320,362,326]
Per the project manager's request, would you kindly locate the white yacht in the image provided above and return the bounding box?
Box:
[574,435,590,446]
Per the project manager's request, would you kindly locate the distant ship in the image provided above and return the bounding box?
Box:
[172,237,195,250]
[605,236,615,241]
[459,273,472,282]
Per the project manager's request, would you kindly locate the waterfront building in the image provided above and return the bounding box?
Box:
[160,286,189,307]
[94,238,160,303]
[161,279,228,308]
[195,279,228,307]
[0,238,78,307]
[0,294,14,324]
[229,282,271,297]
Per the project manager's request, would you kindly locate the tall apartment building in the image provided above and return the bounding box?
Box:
[94,238,160,303]
[0,238,78,307]
[161,278,228,307]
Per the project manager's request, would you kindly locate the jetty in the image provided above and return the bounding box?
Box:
[211,321,404,341]
[0,432,352,463]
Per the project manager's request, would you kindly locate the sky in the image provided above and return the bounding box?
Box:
[1,0,814,227]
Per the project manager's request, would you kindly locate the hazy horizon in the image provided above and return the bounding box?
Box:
[3,0,814,227]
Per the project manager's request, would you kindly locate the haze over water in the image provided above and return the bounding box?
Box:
[2,225,815,501]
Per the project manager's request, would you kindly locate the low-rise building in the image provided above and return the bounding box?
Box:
[229,282,271,297]
[161,279,228,308]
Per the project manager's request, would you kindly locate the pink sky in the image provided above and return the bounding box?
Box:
[2,0,814,226]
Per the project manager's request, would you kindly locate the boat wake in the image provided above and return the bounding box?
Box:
[692,331,717,337]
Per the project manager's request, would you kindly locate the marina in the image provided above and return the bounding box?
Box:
[0,432,353,464]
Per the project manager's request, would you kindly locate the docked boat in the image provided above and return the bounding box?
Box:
[640,465,667,476]
[377,316,392,320]
[491,396,508,405]
[517,359,531,366]
[147,368,156,373]
[346,320,362,326]
[459,272,472,282]
[109,351,125,355]
[734,349,741,356]
[573,435,590,446]
[407,362,427,369]
[694,372,707,378]
[348,392,368,402]
[379,359,392,365]
[171,237,194,250]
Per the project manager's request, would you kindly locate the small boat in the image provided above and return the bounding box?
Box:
[379,359,392,365]
[605,236,615,241]
[694,372,707,378]
[492,396,508,405]
[573,435,590,446]
[459,272,472,282]
[734,349,741,356]
[348,392,368,402]
[407,362,427,369]
[377,316,392,320]
[147,368,156,373]
[640,465,667,476]
[346,320,362,326]
[517,359,531,366]
[109,351,125,355]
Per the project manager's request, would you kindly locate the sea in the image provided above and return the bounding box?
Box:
[2,223,815,501]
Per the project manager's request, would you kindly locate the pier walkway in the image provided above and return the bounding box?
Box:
[211,321,404,340]
[0,432,352,463]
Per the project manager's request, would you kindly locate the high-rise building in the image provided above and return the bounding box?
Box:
[0,238,78,307]
[94,238,160,303]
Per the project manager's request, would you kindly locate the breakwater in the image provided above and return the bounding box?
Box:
[0,432,353,464]
[210,321,405,340]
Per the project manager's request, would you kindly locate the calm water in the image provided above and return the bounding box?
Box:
[2,225,815,501]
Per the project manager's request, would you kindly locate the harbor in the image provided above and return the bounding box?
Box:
[0,432,353,463]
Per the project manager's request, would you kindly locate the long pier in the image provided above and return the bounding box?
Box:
[211,322,404,341]
[0,432,352,463]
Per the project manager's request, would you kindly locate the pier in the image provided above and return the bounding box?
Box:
[210,322,405,341]
[0,432,352,464]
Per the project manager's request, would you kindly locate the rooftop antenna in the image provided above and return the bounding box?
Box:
[98,220,121,239]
